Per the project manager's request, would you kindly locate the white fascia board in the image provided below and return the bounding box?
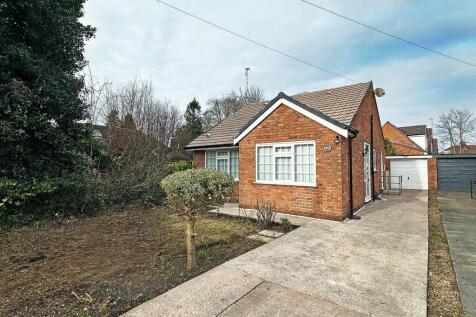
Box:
[233,98,348,145]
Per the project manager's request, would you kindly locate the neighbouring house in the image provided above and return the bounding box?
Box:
[382,122,438,155]
[186,82,385,221]
[442,144,476,154]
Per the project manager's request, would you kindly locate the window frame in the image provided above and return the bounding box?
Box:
[205,149,239,180]
[255,140,317,187]
[216,151,230,174]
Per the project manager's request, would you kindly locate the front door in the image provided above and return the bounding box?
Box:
[364,143,372,202]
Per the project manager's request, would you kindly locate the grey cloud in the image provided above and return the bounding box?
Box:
[82,0,476,129]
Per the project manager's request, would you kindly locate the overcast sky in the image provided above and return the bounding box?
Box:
[83,0,476,129]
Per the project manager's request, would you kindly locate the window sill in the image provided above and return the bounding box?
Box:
[253,181,317,188]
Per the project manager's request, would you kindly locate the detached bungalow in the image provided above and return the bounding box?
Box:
[186,82,385,221]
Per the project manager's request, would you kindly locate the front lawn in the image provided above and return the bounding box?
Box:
[0,207,263,316]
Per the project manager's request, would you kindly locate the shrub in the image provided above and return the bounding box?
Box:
[98,141,168,207]
[280,218,293,233]
[255,200,277,228]
[0,150,101,226]
[384,138,395,156]
[172,160,192,173]
[162,169,234,210]
[161,169,235,269]
[0,178,56,225]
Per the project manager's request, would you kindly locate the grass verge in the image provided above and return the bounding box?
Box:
[427,190,465,317]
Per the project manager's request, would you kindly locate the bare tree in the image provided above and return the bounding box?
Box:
[102,79,182,148]
[436,108,475,153]
[82,78,184,204]
[202,85,265,131]
[239,86,265,104]
[81,66,110,126]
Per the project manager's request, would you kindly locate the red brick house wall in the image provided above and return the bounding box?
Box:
[343,90,385,214]
[192,90,385,221]
[382,122,424,156]
[192,150,205,168]
[238,104,346,220]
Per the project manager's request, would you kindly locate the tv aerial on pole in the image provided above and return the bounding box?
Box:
[245,67,250,90]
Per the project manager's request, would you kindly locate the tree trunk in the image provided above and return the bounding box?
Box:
[185,215,196,271]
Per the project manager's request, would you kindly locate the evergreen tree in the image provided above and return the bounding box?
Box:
[121,113,137,130]
[0,0,96,216]
[106,110,121,129]
[184,98,203,139]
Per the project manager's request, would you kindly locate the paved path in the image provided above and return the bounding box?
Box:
[124,191,428,317]
[439,192,476,317]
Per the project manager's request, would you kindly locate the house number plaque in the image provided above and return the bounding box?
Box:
[323,145,332,153]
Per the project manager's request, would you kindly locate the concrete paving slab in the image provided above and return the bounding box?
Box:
[247,234,274,243]
[257,229,284,238]
[439,192,476,317]
[219,282,367,317]
[346,190,428,238]
[123,266,262,317]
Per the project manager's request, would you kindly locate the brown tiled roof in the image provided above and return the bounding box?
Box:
[187,82,372,149]
[398,125,427,136]
[443,145,476,154]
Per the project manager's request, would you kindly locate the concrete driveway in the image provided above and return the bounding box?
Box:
[124,191,428,317]
[439,192,476,317]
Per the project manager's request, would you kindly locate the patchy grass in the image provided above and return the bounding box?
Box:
[427,190,465,317]
[0,207,263,316]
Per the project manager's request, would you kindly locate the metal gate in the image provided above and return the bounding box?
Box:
[437,155,476,192]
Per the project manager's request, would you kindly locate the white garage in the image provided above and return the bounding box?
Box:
[388,156,429,190]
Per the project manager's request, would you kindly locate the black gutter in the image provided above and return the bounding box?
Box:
[348,135,354,218]
[434,154,476,158]
[347,127,359,218]
[184,143,235,151]
[370,114,375,201]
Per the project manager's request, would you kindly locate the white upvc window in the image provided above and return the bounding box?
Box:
[205,149,239,180]
[256,141,316,187]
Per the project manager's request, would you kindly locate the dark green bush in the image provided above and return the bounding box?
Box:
[280,218,293,233]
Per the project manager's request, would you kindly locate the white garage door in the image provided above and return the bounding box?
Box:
[390,159,428,190]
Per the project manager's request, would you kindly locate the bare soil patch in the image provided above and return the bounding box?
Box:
[427,190,465,317]
[0,207,263,316]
